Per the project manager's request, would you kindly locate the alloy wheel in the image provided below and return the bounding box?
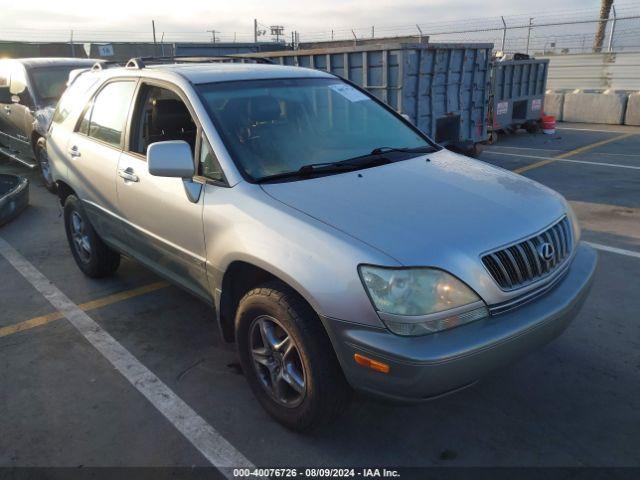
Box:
[70,211,91,263]
[249,315,306,408]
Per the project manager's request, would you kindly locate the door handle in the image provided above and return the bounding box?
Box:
[3,105,10,114]
[68,145,81,158]
[118,167,139,183]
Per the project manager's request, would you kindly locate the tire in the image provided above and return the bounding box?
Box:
[235,280,352,431]
[35,138,56,193]
[63,195,120,278]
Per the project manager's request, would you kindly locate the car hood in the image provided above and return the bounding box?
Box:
[261,148,567,269]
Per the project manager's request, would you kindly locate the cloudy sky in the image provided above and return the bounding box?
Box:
[0,0,616,43]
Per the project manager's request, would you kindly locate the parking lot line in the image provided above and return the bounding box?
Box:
[0,281,169,339]
[487,151,640,171]
[585,242,640,259]
[0,236,256,475]
[513,132,635,174]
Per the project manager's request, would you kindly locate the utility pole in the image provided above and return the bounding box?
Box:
[207,30,218,43]
[152,20,157,55]
[70,30,75,57]
[270,25,284,43]
[254,18,258,43]
[371,26,375,38]
[525,17,533,55]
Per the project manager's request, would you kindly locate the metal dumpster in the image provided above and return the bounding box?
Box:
[239,42,493,151]
[491,58,549,134]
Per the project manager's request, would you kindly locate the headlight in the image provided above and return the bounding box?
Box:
[359,266,488,336]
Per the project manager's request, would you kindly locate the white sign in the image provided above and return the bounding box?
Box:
[532,98,542,111]
[97,44,114,57]
[329,83,370,103]
[496,101,509,115]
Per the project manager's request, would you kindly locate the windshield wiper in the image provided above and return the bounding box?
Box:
[256,156,392,183]
[255,145,437,183]
[369,145,438,155]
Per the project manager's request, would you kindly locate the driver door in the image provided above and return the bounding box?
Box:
[116,82,210,301]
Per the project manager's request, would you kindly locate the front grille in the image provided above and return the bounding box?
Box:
[482,217,573,290]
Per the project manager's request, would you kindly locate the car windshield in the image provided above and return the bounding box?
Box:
[30,66,81,103]
[197,78,434,181]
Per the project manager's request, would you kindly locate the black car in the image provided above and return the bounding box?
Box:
[0,58,96,191]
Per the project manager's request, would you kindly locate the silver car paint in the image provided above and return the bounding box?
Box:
[48,64,597,401]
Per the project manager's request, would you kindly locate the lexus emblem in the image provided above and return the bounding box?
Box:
[538,242,555,262]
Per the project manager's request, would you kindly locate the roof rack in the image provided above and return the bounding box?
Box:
[125,55,274,69]
[91,60,121,71]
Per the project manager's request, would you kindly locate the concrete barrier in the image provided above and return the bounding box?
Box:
[544,90,565,120]
[563,89,628,124]
[625,92,640,126]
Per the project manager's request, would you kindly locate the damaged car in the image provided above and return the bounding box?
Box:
[0,58,96,191]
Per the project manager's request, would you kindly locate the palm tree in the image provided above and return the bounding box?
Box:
[593,0,614,52]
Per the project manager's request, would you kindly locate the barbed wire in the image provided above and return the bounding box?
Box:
[0,2,639,54]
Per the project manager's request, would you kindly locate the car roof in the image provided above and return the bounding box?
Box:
[142,62,335,84]
[2,58,98,68]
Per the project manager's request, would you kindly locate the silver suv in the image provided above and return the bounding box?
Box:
[48,57,597,431]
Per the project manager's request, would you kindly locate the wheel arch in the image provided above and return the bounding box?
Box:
[56,180,76,206]
[217,260,324,344]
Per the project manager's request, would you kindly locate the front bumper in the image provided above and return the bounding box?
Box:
[323,242,598,402]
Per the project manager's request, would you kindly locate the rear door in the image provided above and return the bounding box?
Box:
[116,81,210,301]
[65,79,137,248]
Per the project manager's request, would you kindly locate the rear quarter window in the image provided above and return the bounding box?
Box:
[52,73,99,125]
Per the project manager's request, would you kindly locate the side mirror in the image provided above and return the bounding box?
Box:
[0,86,11,103]
[147,140,195,178]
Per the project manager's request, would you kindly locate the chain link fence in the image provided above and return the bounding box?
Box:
[1,2,639,55]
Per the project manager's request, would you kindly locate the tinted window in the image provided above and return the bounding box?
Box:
[30,66,81,103]
[53,73,98,124]
[81,81,136,147]
[199,137,224,183]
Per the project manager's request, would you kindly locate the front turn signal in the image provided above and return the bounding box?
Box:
[354,353,390,373]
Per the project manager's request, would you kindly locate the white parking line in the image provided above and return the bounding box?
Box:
[485,150,640,171]
[585,241,640,259]
[557,126,636,134]
[0,236,255,476]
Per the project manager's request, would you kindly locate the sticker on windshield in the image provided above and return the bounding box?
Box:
[329,83,370,103]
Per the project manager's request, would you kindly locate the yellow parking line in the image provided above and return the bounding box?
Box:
[514,132,635,174]
[0,281,169,339]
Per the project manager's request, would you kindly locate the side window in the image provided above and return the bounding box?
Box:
[53,74,98,125]
[79,81,136,148]
[199,137,225,183]
[130,84,197,155]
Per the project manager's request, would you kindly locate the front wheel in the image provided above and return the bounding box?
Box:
[36,138,56,193]
[236,280,352,431]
